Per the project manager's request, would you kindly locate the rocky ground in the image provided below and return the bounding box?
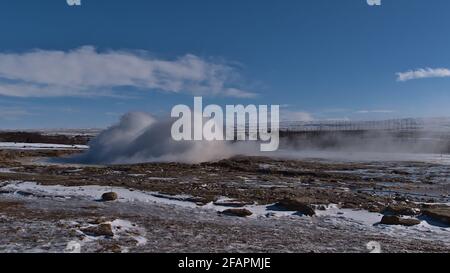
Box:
[0,144,449,253]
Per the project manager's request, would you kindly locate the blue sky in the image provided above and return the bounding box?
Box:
[0,0,450,129]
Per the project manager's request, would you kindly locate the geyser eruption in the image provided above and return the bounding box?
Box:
[68,112,254,164]
[66,111,450,166]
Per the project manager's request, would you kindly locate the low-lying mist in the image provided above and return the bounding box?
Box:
[279,130,450,154]
[64,112,450,165]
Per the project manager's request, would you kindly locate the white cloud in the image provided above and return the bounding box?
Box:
[222,88,257,98]
[323,117,351,122]
[0,46,255,98]
[356,109,395,114]
[396,68,450,82]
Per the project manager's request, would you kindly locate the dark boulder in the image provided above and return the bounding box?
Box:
[422,207,450,225]
[101,192,118,202]
[276,198,315,216]
[383,205,420,216]
[380,215,420,226]
[219,208,253,217]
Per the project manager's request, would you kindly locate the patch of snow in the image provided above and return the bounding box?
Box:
[110,219,147,247]
[315,204,449,240]
[128,174,146,177]
[0,142,88,150]
[0,168,16,174]
[63,169,83,173]
[65,219,147,253]
[146,177,176,181]
[315,205,383,226]
[258,164,273,170]
[1,181,198,208]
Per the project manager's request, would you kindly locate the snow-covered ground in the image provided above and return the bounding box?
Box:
[0,142,88,150]
[0,128,101,137]
[1,181,448,245]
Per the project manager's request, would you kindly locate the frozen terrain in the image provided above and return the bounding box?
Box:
[0,147,449,252]
[0,181,448,253]
[0,126,449,253]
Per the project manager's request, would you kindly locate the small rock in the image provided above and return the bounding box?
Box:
[81,223,114,237]
[276,198,315,216]
[101,192,118,201]
[219,208,253,217]
[104,243,122,253]
[380,215,420,226]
